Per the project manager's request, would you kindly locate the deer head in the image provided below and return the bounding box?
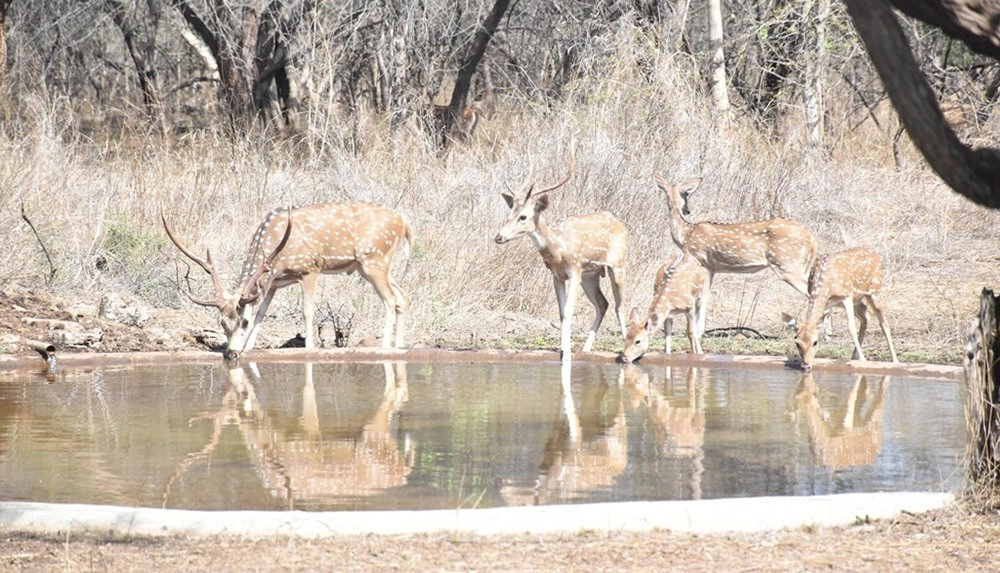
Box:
[654,176,702,217]
[494,148,577,244]
[162,211,291,359]
[622,307,661,363]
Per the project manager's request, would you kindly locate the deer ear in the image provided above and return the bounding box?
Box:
[781,312,796,329]
[648,312,662,330]
[629,307,641,324]
[534,192,550,212]
[501,192,515,208]
[681,178,703,194]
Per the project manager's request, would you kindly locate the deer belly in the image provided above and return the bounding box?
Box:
[703,250,768,273]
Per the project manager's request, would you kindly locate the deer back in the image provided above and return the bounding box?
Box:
[807,247,884,301]
[687,218,816,273]
[545,211,628,272]
[649,253,709,320]
[236,201,411,296]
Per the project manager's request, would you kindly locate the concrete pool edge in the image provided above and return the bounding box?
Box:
[0,492,955,538]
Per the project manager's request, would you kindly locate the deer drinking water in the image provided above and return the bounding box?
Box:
[793,247,899,370]
[654,175,818,335]
[495,148,629,361]
[163,201,412,360]
[621,253,710,362]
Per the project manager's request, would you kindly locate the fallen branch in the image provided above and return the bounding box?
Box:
[21,202,56,284]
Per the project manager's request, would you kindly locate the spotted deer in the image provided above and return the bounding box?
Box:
[163,201,412,359]
[653,175,818,335]
[495,148,629,360]
[621,253,710,362]
[794,247,899,370]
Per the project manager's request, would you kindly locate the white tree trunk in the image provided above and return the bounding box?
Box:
[803,0,830,157]
[708,0,731,118]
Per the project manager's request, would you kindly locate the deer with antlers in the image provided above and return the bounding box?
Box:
[621,253,710,362]
[163,201,412,360]
[495,147,629,361]
[793,247,899,370]
[654,175,819,336]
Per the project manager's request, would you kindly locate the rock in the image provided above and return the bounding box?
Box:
[66,302,99,319]
[99,292,151,327]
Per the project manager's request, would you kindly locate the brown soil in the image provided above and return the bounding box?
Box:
[1,285,997,571]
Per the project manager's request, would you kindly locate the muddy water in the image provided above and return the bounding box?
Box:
[0,360,964,511]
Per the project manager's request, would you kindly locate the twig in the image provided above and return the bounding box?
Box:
[703,326,776,340]
[21,202,57,284]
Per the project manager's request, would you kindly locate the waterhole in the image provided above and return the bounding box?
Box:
[0,360,964,511]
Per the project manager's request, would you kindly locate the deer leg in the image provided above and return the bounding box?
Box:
[552,275,567,322]
[243,288,278,353]
[580,273,608,352]
[664,316,674,355]
[867,294,899,363]
[606,266,627,338]
[389,277,408,348]
[820,306,833,341]
[687,312,702,354]
[359,267,399,348]
[841,298,867,361]
[696,273,713,336]
[560,274,580,361]
[854,299,869,357]
[775,265,811,297]
[300,273,320,348]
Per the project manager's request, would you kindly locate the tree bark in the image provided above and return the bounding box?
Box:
[845,0,1000,210]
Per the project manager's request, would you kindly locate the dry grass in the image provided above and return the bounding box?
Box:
[0,33,997,363]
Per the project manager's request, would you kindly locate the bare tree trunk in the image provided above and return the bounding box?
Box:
[708,0,731,120]
[440,0,511,149]
[169,0,312,134]
[667,0,692,53]
[103,0,167,131]
[0,0,12,84]
[801,0,829,158]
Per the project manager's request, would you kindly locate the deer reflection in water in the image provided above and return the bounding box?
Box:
[620,363,706,499]
[502,364,629,505]
[163,362,413,509]
[793,373,890,469]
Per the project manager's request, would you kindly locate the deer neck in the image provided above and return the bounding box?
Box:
[666,203,693,249]
[802,290,831,334]
[529,218,561,260]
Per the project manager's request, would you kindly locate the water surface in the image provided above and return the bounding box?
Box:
[0,360,965,511]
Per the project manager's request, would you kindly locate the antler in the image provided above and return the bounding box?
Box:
[507,160,536,201]
[535,140,577,196]
[238,208,293,304]
[162,213,229,308]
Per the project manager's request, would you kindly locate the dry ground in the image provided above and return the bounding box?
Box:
[3,503,1000,572]
[1,285,997,572]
